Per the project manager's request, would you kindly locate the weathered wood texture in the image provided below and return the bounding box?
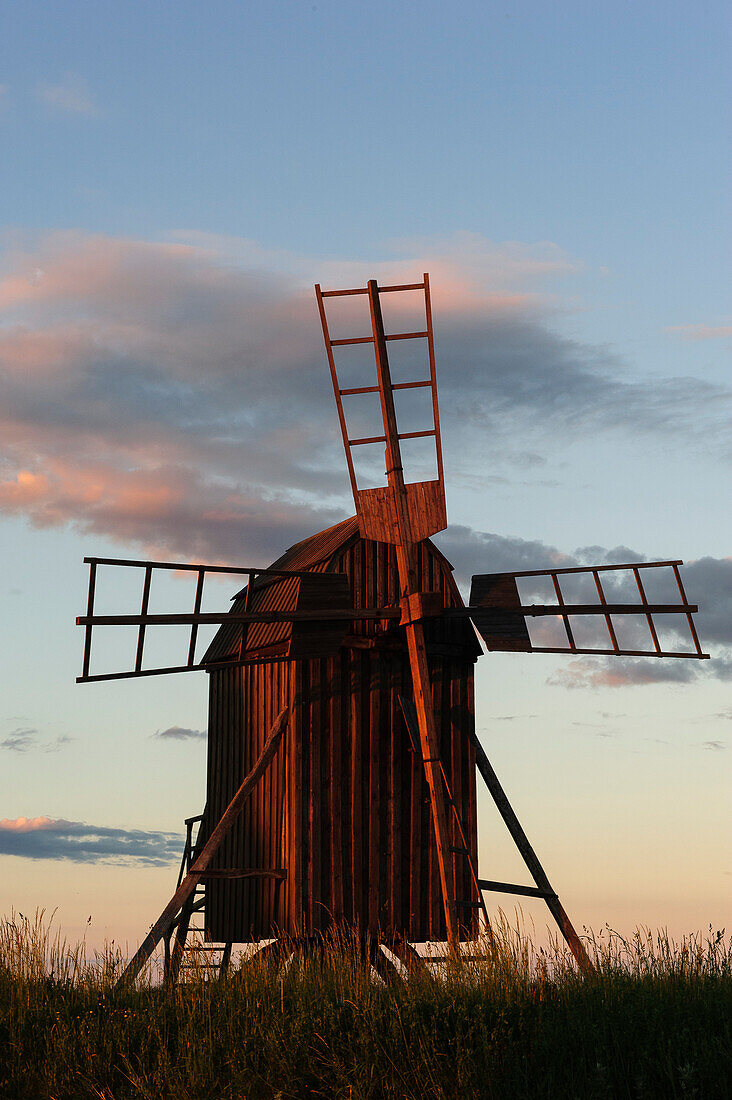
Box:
[356,479,447,544]
[204,519,480,942]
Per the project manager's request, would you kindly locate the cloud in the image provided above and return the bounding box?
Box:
[44,735,74,753]
[0,817,182,865]
[36,74,99,116]
[155,726,207,741]
[486,714,539,722]
[667,324,732,341]
[1,230,728,570]
[434,526,573,585]
[0,231,729,685]
[0,728,73,753]
[548,657,700,690]
[0,728,38,752]
[702,741,727,751]
[435,526,731,686]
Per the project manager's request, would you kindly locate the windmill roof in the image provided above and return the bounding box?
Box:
[245,514,360,583]
[201,515,360,665]
[201,514,464,667]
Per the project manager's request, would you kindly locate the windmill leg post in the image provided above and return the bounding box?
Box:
[467,726,593,974]
[218,941,233,979]
[387,935,430,978]
[369,939,403,987]
[116,707,290,989]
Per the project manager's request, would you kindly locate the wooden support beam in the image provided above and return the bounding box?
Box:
[116,707,289,988]
[466,725,593,974]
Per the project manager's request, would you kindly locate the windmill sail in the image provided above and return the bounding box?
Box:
[315,274,447,543]
[469,561,708,659]
[76,557,368,682]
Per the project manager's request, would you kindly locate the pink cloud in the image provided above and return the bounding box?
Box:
[548,657,700,690]
[666,324,732,341]
[0,817,55,833]
[0,229,726,573]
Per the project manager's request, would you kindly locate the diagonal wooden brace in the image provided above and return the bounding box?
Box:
[116,707,290,988]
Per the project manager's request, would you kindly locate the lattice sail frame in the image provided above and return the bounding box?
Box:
[315,274,447,543]
[77,557,354,683]
[470,560,708,659]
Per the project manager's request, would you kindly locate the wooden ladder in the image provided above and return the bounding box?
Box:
[165,813,233,982]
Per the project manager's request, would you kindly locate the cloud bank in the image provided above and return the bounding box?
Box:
[1,229,728,685]
[435,527,732,686]
[0,816,182,865]
[2,229,728,565]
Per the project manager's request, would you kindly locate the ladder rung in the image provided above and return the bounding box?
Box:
[320,281,425,298]
[449,845,468,854]
[340,381,432,398]
[385,330,428,341]
[398,429,435,441]
[378,282,425,293]
[330,336,374,346]
[348,434,387,446]
[319,287,369,297]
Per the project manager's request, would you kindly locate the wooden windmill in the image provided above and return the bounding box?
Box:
[77,275,708,983]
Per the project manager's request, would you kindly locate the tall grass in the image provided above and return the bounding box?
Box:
[1,909,730,1099]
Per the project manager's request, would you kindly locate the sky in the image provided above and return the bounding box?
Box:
[0,1,729,955]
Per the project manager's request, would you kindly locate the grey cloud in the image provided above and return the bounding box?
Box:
[436,524,731,685]
[43,735,74,753]
[433,525,571,591]
[681,558,732,646]
[702,741,726,751]
[1,232,729,570]
[0,818,182,865]
[487,714,539,722]
[1,728,38,752]
[155,726,207,741]
[1,729,73,754]
[436,314,730,452]
[548,658,700,690]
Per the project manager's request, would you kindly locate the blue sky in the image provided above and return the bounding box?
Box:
[0,1,729,951]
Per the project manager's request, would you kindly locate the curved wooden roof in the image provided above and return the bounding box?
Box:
[202,515,470,666]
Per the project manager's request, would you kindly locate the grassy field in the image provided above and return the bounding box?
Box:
[1,911,730,1099]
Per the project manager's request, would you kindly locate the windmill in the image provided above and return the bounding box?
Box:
[77,275,708,984]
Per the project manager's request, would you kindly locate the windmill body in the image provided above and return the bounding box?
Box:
[76,275,708,983]
[202,517,479,943]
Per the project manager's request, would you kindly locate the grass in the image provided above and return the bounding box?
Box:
[1,910,730,1099]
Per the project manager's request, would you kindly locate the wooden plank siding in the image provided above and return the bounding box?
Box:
[204,519,480,942]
